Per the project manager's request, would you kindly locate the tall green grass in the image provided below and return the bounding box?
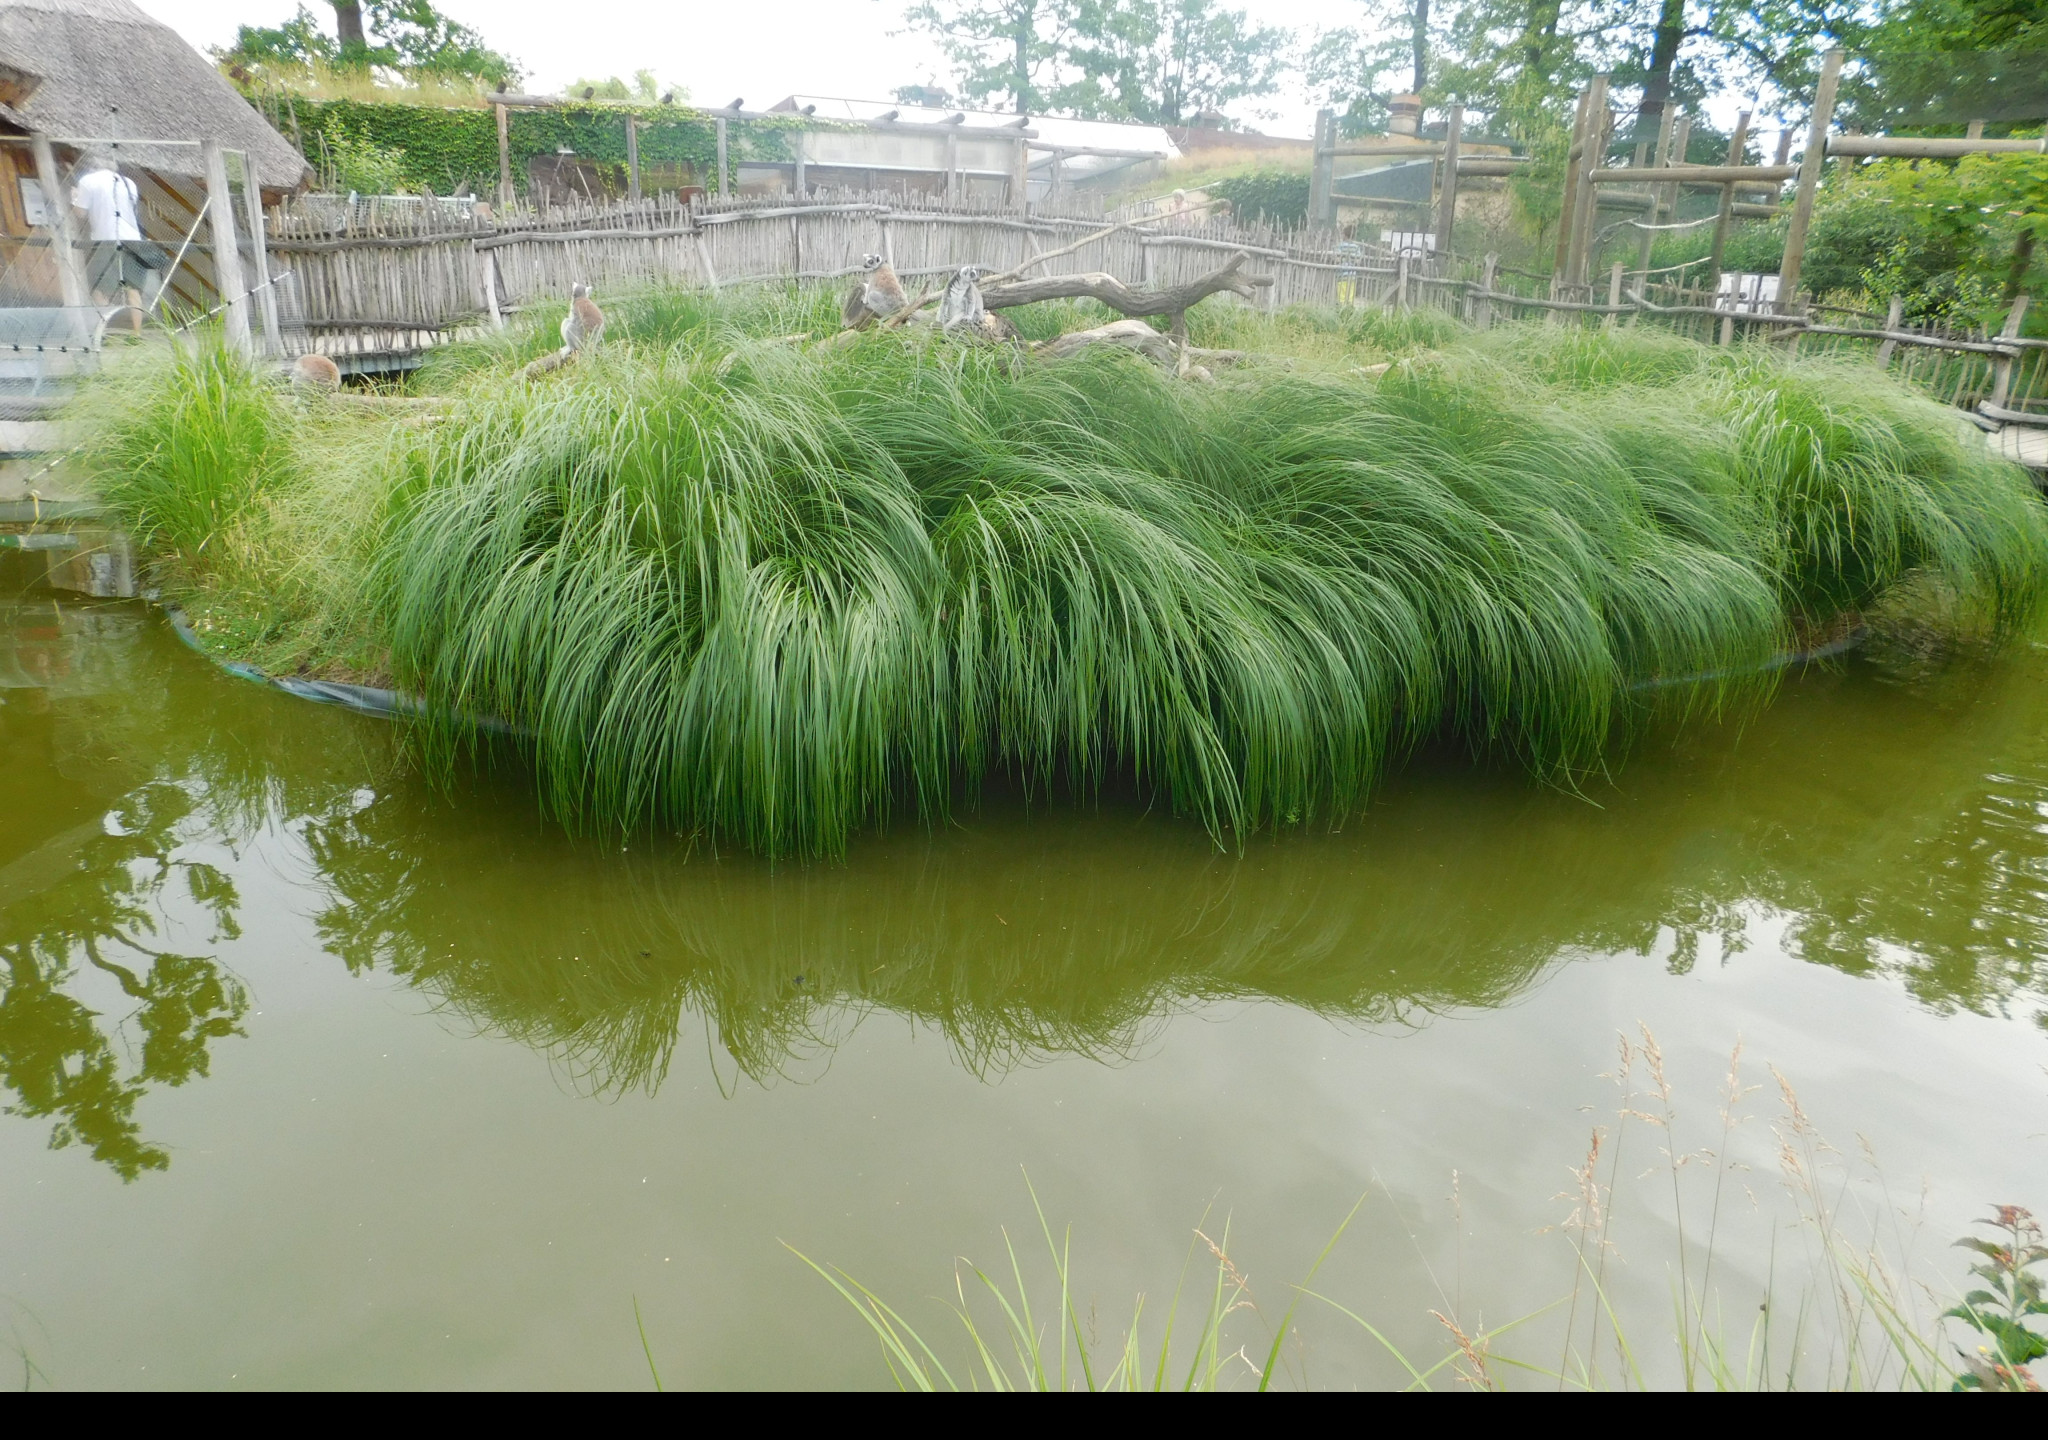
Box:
[370,315,2048,854]
[79,336,295,559]
[77,301,2048,856]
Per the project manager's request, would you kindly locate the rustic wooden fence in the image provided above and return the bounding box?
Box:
[260,187,2047,417]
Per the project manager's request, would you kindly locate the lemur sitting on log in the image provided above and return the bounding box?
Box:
[841,253,909,328]
[936,265,1018,343]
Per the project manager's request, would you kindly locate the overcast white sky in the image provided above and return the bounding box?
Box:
[143,0,1383,138]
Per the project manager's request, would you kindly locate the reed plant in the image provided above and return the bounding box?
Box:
[784,1031,2016,1391]
[371,306,2048,854]
[78,335,296,561]
[78,296,2048,856]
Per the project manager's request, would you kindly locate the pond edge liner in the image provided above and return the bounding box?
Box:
[159,600,527,736]
[158,595,1869,729]
[1628,624,1870,692]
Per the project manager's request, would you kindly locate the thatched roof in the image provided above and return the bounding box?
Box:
[0,0,309,187]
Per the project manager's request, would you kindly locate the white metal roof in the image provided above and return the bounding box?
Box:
[776,94,1179,179]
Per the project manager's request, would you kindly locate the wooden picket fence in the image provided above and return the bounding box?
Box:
[259,186,2047,417]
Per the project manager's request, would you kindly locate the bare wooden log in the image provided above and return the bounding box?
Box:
[1032,319,1178,363]
[980,251,1272,316]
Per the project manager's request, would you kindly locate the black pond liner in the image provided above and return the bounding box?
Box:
[161,603,524,734]
[161,597,1869,727]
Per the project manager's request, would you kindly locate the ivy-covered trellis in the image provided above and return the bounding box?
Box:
[251,94,818,197]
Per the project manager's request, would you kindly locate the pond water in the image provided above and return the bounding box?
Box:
[3,563,2046,1389]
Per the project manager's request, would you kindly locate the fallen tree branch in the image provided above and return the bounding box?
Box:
[1033,318,1180,363]
[980,251,1273,317]
[974,196,1233,288]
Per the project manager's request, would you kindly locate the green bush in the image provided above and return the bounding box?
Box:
[1209,168,1309,228]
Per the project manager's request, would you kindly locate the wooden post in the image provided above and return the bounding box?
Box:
[1566,77,1611,289]
[1634,103,1678,276]
[1435,103,1462,257]
[1478,252,1497,329]
[1552,87,1593,288]
[237,152,283,354]
[1310,108,1333,229]
[1048,151,1062,206]
[1991,295,2031,406]
[1012,133,1029,214]
[1665,112,1692,217]
[1874,294,1904,365]
[1773,128,1793,167]
[792,129,806,197]
[202,139,251,354]
[496,103,512,207]
[626,118,640,203]
[1394,252,1410,309]
[944,129,959,204]
[1707,109,1750,292]
[30,132,86,309]
[1967,118,1986,140]
[715,115,729,196]
[1779,48,1844,311]
[475,243,503,329]
[1604,259,1624,329]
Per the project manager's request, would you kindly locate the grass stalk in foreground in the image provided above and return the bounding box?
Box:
[777,1031,2037,1391]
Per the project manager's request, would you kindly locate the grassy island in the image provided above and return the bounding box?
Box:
[77,288,2048,854]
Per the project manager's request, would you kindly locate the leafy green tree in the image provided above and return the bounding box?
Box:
[905,0,1288,124]
[901,0,1087,113]
[566,70,677,103]
[1060,0,1292,124]
[220,1,521,89]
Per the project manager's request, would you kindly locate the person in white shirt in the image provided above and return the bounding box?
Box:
[70,155,160,330]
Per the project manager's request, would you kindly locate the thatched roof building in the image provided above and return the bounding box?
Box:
[0,0,311,310]
[0,0,307,186]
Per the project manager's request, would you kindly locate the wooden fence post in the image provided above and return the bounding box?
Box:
[944,129,959,204]
[715,115,729,197]
[1552,87,1592,289]
[475,241,503,329]
[29,132,86,309]
[1875,295,1904,366]
[1634,104,1679,276]
[1604,259,1624,330]
[1436,103,1462,256]
[1478,253,1497,329]
[792,130,806,198]
[1707,108,1750,293]
[495,103,512,207]
[1566,75,1611,290]
[202,138,252,355]
[1309,108,1333,229]
[626,118,640,203]
[238,152,283,354]
[1779,48,1844,310]
[1012,134,1029,215]
[1991,295,2031,406]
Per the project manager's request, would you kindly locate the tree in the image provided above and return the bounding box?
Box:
[906,0,1288,124]
[219,1,522,90]
[1055,0,1294,124]
[901,1,1085,113]
[332,1,366,54]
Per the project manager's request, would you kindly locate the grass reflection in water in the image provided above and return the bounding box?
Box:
[6,584,2048,1179]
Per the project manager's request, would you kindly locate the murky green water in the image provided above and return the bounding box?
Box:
[4,562,2047,1388]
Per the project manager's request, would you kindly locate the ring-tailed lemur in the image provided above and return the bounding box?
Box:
[560,282,606,355]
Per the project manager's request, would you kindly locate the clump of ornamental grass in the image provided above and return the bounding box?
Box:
[85,299,2048,858]
[77,334,296,560]
[367,316,2019,857]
